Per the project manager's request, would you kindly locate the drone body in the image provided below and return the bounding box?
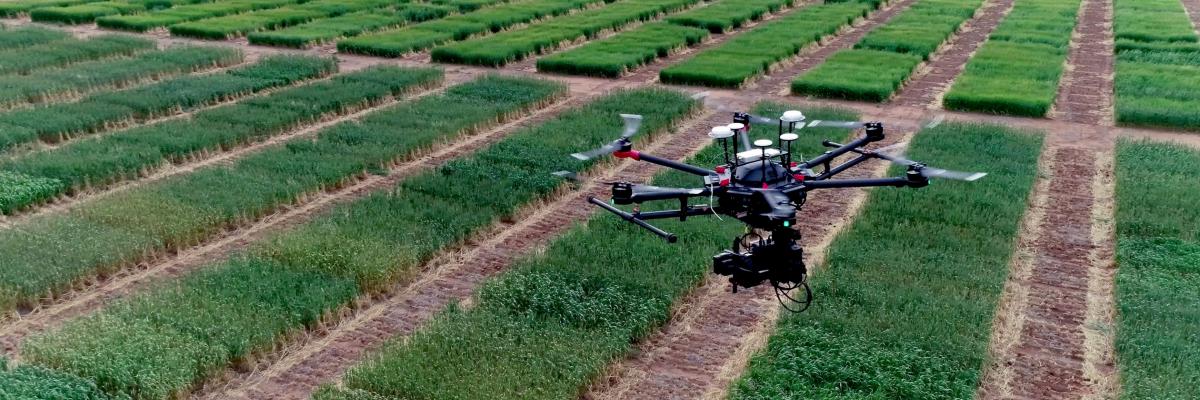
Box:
[568,107,984,311]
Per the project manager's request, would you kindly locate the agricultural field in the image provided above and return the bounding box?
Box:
[0,0,1198,399]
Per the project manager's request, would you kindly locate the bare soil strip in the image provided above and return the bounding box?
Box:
[584,106,917,400]
[977,130,1118,400]
[892,0,1017,107]
[0,82,573,361]
[1180,0,1200,32]
[1051,0,1114,125]
[195,105,729,400]
[746,0,921,95]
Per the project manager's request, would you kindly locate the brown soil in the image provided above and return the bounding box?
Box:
[892,0,1017,107]
[1050,0,1114,125]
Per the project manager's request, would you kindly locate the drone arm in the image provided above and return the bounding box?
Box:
[797,176,920,190]
[615,150,716,177]
[797,136,873,171]
[588,197,678,242]
[813,153,872,180]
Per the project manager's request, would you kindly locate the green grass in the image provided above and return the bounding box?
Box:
[0,64,436,214]
[0,0,103,17]
[0,363,128,400]
[792,0,983,101]
[338,0,599,57]
[665,0,792,33]
[431,0,709,67]
[1112,0,1200,131]
[0,26,72,49]
[96,0,303,31]
[1113,140,1200,400]
[30,1,147,24]
[659,0,877,88]
[0,45,243,107]
[19,77,590,400]
[0,55,334,153]
[791,49,922,102]
[942,0,1080,117]
[168,0,399,40]
[0,33,153,75]
[535,22,708,77]
[247,4,453,48]
[729,122,1043,400]
[317,103,858,400]
[0,66,452,315]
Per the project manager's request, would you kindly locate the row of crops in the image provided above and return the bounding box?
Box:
[1112,0,1200,130]
[1113,140,1200,400]
[0,55,334,154]
[942,0,1081,117]
[792,0,985,101]
[0,61,441,312]
[534,0,793,77]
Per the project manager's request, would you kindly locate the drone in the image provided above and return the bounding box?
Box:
[558,101,985,312]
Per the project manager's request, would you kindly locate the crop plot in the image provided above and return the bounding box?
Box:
[168,0,403,40]
[535,0,795,77]
[247,4,452,48]
[0,55,335,153]
[0,45,242,108]
[1112,0,1200,130]
[791,0,984,101]
[1113,141,1200,399]
[0,65,441,313]
[659,0,879,88]
[0,25,71,49]
[338,0,601,57]
[728,122,1042,399]
[942,0,1081,116]
[15,76,568,399]
[0,33,153,75]
[96,0,303,31]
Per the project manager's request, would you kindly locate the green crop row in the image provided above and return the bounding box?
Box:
[338,0,596,57]
[0,34,154,75]
[0,45,242,108]
[17,75,564,400]
[0,55,334,153]
[942,0,1081,117]
[659,0,878,88]
[31,1,147,24]
[535,22,707,77]
[1113,141,1200,400]
[729,122,1042,400]
[247,4,453,48]
[667,0,791,33]
[0,362,127,400]
[0,66,444,315]
[0,0,103,17]
[315,103,857,400]
[1112,0,1200,130]
[431,0,703,66]
[0,26,71,50]
[168,0,402,40]
[0,56,438,215]
[792,0,983,102]
[534,0,799,78]
[96,0,302,32]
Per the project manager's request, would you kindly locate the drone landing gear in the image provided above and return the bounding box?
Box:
[711,229,813,312]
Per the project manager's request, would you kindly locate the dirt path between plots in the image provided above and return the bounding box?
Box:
[977,0,1119,397]
[1051,0,1114,125]
[0,72,473,229]
[193,105,728,400]
[745,0,920,96]
[892,0,1016,107]
[583,106,917,400]
[977,128,1119,400]
[0,85,577,362]
[1179,0,1200,34]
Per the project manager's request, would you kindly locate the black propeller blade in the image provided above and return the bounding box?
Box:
[570,114,643,161]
